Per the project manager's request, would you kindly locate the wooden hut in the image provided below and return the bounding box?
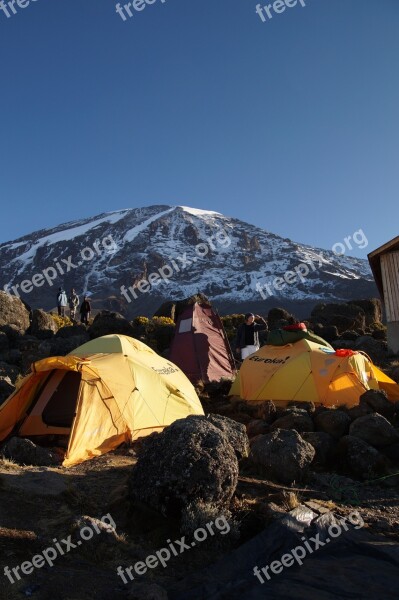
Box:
[368,236,399,354]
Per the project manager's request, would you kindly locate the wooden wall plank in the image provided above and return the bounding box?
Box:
[381,252,399,323]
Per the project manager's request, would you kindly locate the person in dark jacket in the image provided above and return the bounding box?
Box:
[236,313,267,360]
[80,296,91,325]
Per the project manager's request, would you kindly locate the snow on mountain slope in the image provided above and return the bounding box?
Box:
[0,205,376,317]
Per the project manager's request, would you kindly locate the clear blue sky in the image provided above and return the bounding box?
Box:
[1,0,398,258]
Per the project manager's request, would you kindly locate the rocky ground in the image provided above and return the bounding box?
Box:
[1,292,399,599]
[1,419,399,600]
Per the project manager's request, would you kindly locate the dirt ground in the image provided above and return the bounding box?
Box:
[2,370,399,600]
[0,442,398,600]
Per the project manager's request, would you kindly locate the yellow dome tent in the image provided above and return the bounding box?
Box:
[229,338,399,408]
[0,335,204,467]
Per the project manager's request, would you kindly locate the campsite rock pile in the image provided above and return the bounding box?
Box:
[245,390,399,482]
[129,415,247,524]
[306,299,388,363]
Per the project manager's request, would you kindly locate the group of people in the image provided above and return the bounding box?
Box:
[55,295,267,350]
[56,288,92,325]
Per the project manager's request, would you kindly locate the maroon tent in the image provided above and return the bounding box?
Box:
[169,303,236,384]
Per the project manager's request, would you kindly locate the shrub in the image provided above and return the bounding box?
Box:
[50,313,73,330]
[152,316,175,327]
[133,316,150,327]
[131,316,175,352]
[370,322,387,332]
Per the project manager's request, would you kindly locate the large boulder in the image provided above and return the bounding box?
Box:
[348,299,383,327]
[314,409,351,439]
[346,403,374,421]
[1,348,22,366]
[55,324,90,341]
[0,331,9,352]
[21,348,52,374]
[354,336,388,364]
[1,437,60,466]
[249,429,315,485]
[206,414,249,459]
[256,400,277,423]
[349,413,399,448]
[0,361,20,383]
[337,435,389,480]
[14,335,41,352]
[246,420,270,438]
[270,408,314,433]
[0,291,30,335]
[30,309,58,339]
[301,431,336,467]
[129,416,238,518]
[340,330,359,342]
[359,389,395,420]
[88,310,135,339]
[382,443,399,465]
[311,325,339,344]
[310,302,366,333]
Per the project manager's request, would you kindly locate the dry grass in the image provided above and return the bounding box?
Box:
[0,456,19,468]
[281,491,301,511]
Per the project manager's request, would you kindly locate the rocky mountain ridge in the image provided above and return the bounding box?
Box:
[0,205,376,317]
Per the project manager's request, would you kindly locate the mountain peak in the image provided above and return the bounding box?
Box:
[0,204,375,317]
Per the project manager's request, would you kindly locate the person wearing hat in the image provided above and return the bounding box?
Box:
[235,313,267,360]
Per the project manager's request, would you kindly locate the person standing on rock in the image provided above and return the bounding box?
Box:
[57,287,68,317]
[68,288,79,321]
[80,296,91,325]
[235,313,267,360]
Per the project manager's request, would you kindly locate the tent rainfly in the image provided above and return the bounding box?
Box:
[169,303,236,384]
[0,335,204,467]
[229,338,399,407]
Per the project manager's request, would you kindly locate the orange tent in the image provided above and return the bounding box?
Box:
[0,335,204,466]
[229,339,399,407]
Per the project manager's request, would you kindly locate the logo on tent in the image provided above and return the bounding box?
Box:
[249,356,290,365]
[151,366,179,375]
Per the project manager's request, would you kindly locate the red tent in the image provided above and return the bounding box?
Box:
[169,303,236,384]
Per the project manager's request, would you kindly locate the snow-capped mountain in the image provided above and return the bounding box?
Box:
[0,206,377,317]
